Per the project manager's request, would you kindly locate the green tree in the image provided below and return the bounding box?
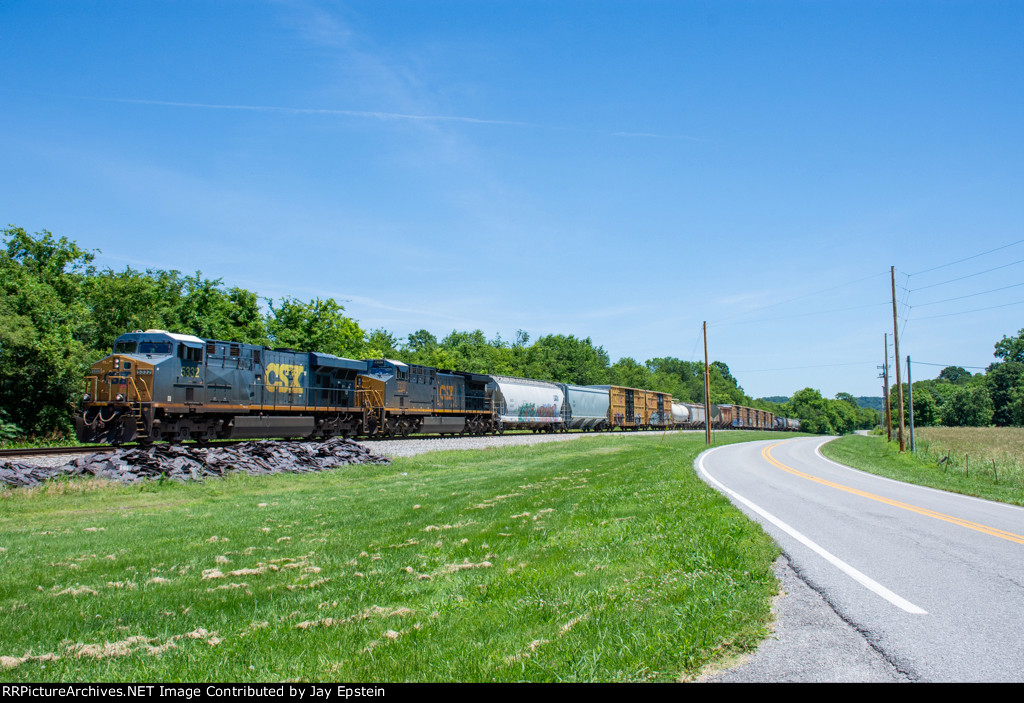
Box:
[786,388,830,434]
[0,227,95,436]
[994,328,1024,364]
[835,392,859,408]
[646,357,707,403]
[941,386,994,427]
[267,297,366,358]
[938,366,972,385]
[985,361,1024,427]
[83,267,181,351]
[402,329,439,365]
[608,357,653,390]
[909,386,937,427]
[523,334,610,385]
[221,287,269,345]
[365,328,400,360]
[431,330,504,374]
[711,361,740,391]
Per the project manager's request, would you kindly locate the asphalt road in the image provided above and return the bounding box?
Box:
[696,436,1024,683]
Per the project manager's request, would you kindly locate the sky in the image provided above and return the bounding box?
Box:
[2,0,1022,400]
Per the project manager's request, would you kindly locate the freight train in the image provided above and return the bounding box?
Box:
[74,329,799,444]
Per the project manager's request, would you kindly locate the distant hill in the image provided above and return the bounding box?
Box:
[856,396,885,412]
[759,395,884,411]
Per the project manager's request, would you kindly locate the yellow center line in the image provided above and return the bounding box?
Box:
[762,442,1024,546]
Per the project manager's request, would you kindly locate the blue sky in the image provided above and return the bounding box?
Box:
[2,0,1022,399]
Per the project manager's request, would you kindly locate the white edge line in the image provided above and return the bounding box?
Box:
[697,444,928,615]
[812,438,1024,515]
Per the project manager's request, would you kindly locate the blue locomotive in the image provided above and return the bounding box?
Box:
[74,330,504,443]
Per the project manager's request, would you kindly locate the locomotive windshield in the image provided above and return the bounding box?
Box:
[138,341,173,355]
[113,340,137,354]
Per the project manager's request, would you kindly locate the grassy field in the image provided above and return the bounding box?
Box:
[0,431,781,683]
[822,427,1024,507]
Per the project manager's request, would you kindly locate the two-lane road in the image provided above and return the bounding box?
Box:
[699,436,1024,682]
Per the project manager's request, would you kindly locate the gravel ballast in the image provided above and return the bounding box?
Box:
[0,438,390,488]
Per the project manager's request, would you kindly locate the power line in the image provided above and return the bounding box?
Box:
[912,361,989,370]
[711,270,888,327]
[710,301,890,329]
[909,238,1024,277]
[734,360,873,373]
[910,281,1024,308]
[687,324,703,362]
[910,258,1024,292]
[910,298,1024,320]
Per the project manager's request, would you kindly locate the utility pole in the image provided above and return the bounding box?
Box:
[882,334,891,443]
[891,266,906,452]
[703,321,712,446]
[907,356,915,452]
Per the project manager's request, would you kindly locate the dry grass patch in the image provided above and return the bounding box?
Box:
[917,426,1024,481]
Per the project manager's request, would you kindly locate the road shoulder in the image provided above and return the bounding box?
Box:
[698,555,907,683]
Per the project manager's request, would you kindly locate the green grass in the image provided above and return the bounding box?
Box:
[0,431,780,682]
[821,432,1024,507]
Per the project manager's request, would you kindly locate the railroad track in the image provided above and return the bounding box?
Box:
[0,428,657,460]
[0,445,115,459]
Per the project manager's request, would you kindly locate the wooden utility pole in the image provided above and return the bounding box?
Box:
[891,266,906,452]
[703,321,712,446]
[907,356,915,453]
[883,334,891,443]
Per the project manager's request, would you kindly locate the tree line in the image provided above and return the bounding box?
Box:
[886,332,1024,430]
[0,226,768,440]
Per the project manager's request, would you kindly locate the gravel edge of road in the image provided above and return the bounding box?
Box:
[697,554,908,683]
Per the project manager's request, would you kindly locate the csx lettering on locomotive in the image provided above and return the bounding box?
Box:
[265,363,305,394]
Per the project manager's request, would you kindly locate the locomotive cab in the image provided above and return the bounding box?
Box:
[75,329,204,444]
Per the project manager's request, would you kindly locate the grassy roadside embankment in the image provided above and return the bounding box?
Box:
[821,428,1024,507]
[0,431,780,683]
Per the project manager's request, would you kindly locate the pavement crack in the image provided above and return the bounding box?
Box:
[783,552,920,682]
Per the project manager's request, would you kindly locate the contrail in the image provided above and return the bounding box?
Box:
[95,97,701,140]
[99,97,538,127]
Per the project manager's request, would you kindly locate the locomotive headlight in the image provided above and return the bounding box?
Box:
[82,393,91,402]
[115,393,125,402]
[113,358,120,370]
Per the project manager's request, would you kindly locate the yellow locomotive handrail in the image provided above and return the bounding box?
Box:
[128,375,152,403]
[355,388,384,409]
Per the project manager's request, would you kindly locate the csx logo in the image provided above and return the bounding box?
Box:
[266,363,305,394]
[437,384,455,402]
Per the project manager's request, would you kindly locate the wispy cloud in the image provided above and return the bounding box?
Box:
[96,97,537,127]
[611,131,703,142]
[94,97,701,141]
